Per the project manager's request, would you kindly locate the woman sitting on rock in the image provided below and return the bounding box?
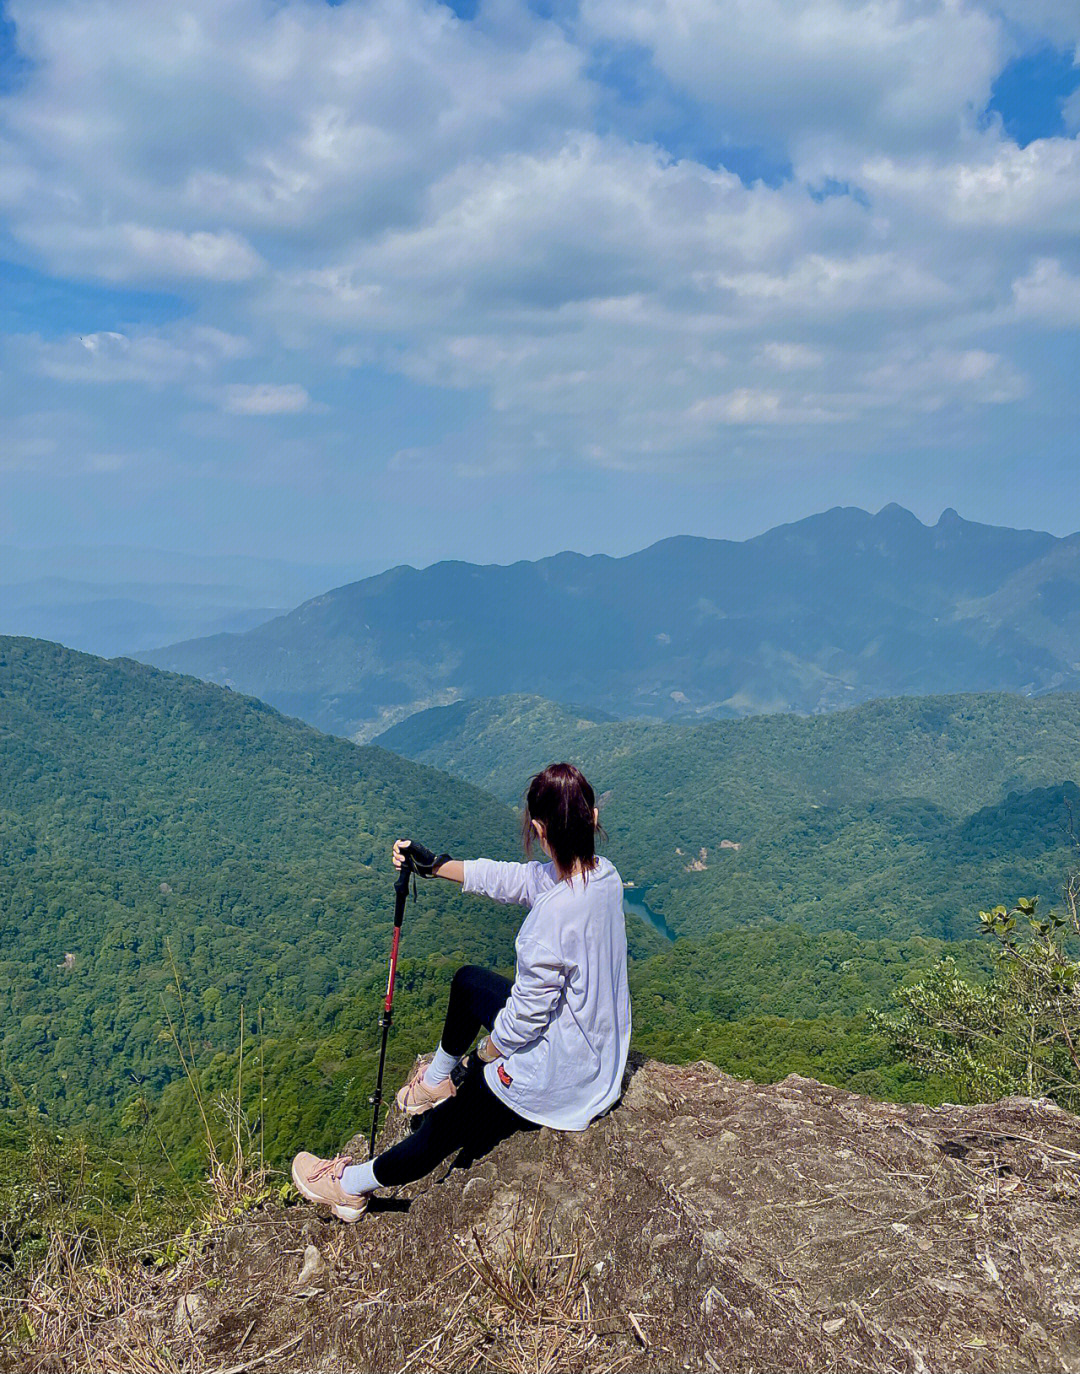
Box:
[291,761,631,1221]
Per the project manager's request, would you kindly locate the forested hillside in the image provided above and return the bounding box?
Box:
[143,505,1080,740]
[378,690,1080,940]
[4,636,1073,1169]
[0,638,520,1126]
[149,923,986,1170]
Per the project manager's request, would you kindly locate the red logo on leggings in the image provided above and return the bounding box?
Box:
[497,1064,513,1088]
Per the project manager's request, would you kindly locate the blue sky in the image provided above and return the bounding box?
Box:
[2,0,1079,575]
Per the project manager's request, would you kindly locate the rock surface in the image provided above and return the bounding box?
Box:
[26,1059,1080,1371]
[294,1243,330,1295]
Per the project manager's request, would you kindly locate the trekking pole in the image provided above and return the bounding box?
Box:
[369,856,413,1156]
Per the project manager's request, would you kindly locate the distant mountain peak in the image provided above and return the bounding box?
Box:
[141,504,1079,739]
[875,501,921,524]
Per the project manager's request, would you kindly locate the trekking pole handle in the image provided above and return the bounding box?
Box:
[394,857,411,914]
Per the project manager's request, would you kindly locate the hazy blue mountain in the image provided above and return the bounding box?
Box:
[141,505,1080,740]
[0,545,382,657]
[0,579,285,657]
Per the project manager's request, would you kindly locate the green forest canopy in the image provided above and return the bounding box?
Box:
[2,638,1074,1167]
[377,691,1080,940]
[0,638,519,1126]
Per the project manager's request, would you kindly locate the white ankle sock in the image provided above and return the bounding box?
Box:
[341,1159,380,1196]
[423,1044,461,1087]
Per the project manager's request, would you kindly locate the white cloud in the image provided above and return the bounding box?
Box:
[1011,258,1080,325]
[862,347,1028,409]
[1065,88,1080,137]
[25,326,251,384]
[987,1,1080,47]
[689,389,794,424]
[580,0,1006,167]
[0,0,588,281]
[23,224,264,284]
[270,137,800,326]
[859,137,1080,233]
[220,383,310,415]
[0,0,1077,483]
[757,343,824,370]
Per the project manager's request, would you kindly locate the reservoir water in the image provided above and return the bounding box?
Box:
[623,887,676,941]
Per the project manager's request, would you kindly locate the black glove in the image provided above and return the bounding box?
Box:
[402,839,453,878]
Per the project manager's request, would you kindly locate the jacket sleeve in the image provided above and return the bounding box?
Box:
[463,858,546,907]
[492,937,567,1053]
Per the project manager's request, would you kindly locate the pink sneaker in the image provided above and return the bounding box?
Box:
[394,1053,432,1111]
[291,1151,369,1223]
[395,1058,456,1117]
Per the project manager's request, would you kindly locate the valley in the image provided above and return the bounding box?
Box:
[3,634,1075,1169]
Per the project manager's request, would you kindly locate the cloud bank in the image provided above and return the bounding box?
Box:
[2,0,1079,553]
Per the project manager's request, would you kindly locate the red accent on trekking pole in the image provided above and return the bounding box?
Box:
[384,925,402,1013]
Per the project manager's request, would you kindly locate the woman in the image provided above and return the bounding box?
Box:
[291,762,631,1221]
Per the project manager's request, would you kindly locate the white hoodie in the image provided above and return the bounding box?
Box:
[463,855,631,1131]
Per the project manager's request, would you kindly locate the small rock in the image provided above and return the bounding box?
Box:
[295,1243,329,1294]
[1019,1322,1052,1359]
[173,1293,208,1332]
[342,1132,370,1164]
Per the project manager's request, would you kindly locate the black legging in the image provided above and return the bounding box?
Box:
[372,965,539,1188]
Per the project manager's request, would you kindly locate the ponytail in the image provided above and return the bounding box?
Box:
[521,762,605,880]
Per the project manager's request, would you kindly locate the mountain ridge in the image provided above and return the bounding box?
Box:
[141,504,1080,740]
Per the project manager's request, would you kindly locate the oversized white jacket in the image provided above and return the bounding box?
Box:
[463,854,631,1131]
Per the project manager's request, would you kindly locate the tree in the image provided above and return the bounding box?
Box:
[874,880,1080,1107]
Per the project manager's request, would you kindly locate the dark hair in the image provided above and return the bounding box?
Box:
[521,762,605,880]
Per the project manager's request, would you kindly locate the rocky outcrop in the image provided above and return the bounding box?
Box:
[21,1059,1080,1371]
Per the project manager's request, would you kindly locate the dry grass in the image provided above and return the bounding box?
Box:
[402,1181,638,1374]
[161,951,270,1220]
[8,1058,1080,1373]
[2,969,273,1373]
[3,1178,638,1374]
[6,1229,184,1374]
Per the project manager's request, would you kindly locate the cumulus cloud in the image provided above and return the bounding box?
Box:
[23,224,265,284]
[0,0,1078,482]
[988,0,1080,47]
[220,383,311,415]
[858,138,1080,233]
[1011,258,1080,325]
[0,0,588,271]
[580,0,1006,167]
[861,347,1028,410]
[757,343,825,371]
[24,326,251,385]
